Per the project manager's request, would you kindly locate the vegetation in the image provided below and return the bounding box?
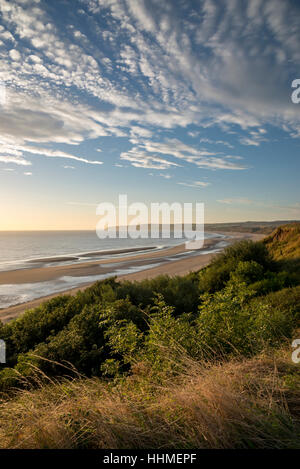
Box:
[264,223,300,260]
[0,224,299,448]
[0,349,298,449]
[206,220,299,234]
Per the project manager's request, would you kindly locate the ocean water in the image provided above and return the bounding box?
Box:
[0,230,222,272]
[0,231,225,310]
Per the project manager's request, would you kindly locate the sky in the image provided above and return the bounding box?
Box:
[0,0,300,230]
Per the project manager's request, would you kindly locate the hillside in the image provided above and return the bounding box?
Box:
[0,224,299,449]
[0,345,299,449]
[264,223,300,260]
[206,220,300,234]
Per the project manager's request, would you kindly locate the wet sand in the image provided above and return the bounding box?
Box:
[0,239,216,285]
[27,246,157,263]
[0,231,264,323]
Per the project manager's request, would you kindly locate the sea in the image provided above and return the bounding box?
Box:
[0,231,226,310]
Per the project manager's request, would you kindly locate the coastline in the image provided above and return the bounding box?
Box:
[0,231,264,323]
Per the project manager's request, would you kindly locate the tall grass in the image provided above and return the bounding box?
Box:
[0,348,299,449]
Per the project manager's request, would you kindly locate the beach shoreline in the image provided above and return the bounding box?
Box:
[0,231,264,323]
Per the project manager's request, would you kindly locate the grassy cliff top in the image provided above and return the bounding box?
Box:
[264,223,300,260]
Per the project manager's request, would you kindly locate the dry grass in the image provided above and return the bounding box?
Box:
[0,349,299,449]
[264,223,300,260]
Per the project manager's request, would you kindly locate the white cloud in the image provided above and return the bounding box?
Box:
[0,155,31,166]
[217,198,253,205]
[178,181,211,188]
[199,138,234,149]
[149,172,172,179]
[122,138,246,170]
[130,126,153,138]
[120,148,180,169]
[239,138,260,147]
[9,49,21,61]
[22,146,104,165]
[0,140,103,166]
[239,129,269,146]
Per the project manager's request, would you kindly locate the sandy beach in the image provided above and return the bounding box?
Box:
[0,231,264,323]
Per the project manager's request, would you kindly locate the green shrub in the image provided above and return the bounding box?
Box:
[199,241,273,293]
[229,260,264,285]
[116,273,200,316]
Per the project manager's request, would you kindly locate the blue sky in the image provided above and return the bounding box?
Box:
[0,0,300,229]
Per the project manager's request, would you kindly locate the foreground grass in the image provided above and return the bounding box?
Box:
[0,346,299,449]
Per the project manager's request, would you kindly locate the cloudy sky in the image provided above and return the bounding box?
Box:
[0,0,300,229]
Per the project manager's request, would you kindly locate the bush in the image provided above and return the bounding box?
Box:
[229,260,264,285]
[199,241,273,293]
[116,273,200,316]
